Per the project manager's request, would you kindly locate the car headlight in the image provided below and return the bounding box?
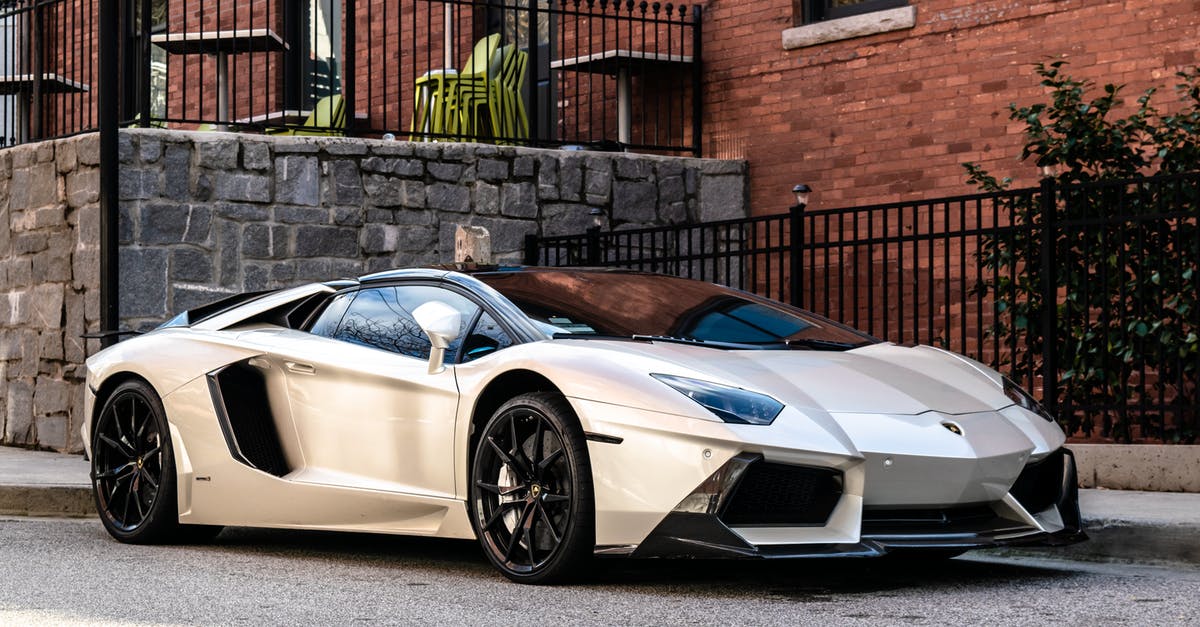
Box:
[651,374,784,425]
[1002,376,1055,423]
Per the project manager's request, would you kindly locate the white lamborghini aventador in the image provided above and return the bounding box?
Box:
[83,267,1084,583]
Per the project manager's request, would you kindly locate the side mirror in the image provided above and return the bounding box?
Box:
[412,301,462,374]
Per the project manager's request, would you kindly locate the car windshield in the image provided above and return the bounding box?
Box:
[476,270,876,349]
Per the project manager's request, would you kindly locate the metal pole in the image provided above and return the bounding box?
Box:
[527,0,539,146]
[691,5,701,157]
[99,0,120,346]
[138,0,150,126]
[524,233,540,266]
[789,202,804,308]
[30,0,42,140]
[586,226,600,266]
[1039,176,1058,416]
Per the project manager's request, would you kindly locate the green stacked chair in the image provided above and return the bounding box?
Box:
[410,34,501,141]
[266,94,346,136]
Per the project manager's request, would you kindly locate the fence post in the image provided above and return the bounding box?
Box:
[138,0,151,126]
[789,202,804,308]
[691,5,702,157]
[30,0,43,139]
[1039,176,1058,415]
[586,226,601,265]
[99,0,120,345]
[343,0,356,136]
[527,0,540,146]
[524,234,540,266]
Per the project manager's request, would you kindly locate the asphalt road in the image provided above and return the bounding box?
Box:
[2,517,1199,626]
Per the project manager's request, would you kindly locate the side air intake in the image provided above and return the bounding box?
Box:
[207,362,289,477]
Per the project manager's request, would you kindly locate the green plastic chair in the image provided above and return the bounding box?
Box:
[411,34,501,141]
[450,42,516,139]
[267,94,345,136]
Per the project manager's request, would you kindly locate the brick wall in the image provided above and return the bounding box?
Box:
[700,0,1200,212]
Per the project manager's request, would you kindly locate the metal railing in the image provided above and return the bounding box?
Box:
[526,172,1200,443]
[0,0,97,148]
[109,0,700,154]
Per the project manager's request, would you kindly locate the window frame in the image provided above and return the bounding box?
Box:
[801,0,908,24]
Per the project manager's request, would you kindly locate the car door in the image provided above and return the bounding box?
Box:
[269,284,480,499]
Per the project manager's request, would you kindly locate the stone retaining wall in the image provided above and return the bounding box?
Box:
[0,135,102,452]
[117,129,749,330]
[2,129,749,451]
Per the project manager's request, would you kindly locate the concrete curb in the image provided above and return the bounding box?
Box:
[0,485,95,518]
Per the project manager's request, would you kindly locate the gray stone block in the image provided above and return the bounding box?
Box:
[364,175,425,209]
[658,175,685,206]
[616,157,653,180]
[56,139,78,173]
[429,162,466,182]
[118,133,135,164]
[172,285,239,313]
[294,226,359,258]
[242,224,289,259]
[242,142,272,170]
[31,284,64,330]
[34,414,68,451]
[276,206,329,224]
[170,248,214,282]
[119,248,168,318]
[541,203,595,236]
[217,221,242,287]
[77,134,100,166]
[139,136,163,163]
[38,328,64,361]
[214,173,272,203]
[699,175,748,222]
[196,138,240,170]
[559,157,582,201]
[273,138,322,154]
[33,378,69,418]
[162,143,193,201]
[141,204,211,245]
[538,156,559,200]
[243,263,270,291]
[275,155,320,206]
[613,181,658,224]
[699,159,746,176]
[361,157,394,174]
[657,160,684,179]
[399,225,438,252]
[333,206,364,226]
[5,380,34,444]
[477,159,509,181]
[513,156,535,178]
[473,183,499,215]
[214,203,270,222]
[66,168,100,208]
[362,224,401,254]
[370,142,415,157]
[427,183,470,213]
[500,182,537,218]
[324,139,369,156]
[30,248,71,284]
[324,160,364,205]
[584,158,612,204]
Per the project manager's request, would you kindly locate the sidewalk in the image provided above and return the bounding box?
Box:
[1,445,1197,567]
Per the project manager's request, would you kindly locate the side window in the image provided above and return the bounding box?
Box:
[308,292,355,337]
[459,312,515,363]
[330,285,480,360]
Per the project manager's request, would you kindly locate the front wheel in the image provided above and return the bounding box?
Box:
[469,392,594,584]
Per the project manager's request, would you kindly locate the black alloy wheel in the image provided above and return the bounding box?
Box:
[470,392,594,584]
[91,379,220,544]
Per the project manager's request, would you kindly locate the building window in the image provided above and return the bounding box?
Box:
[799,0,908,25]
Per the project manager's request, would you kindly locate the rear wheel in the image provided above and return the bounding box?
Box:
[469,392,594,584]
[91,379,221,544]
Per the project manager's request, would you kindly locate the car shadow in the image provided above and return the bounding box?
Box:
[198,526,1078,594]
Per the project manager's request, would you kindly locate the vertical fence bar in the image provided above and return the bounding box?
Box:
[1040,176,1058,415]
[344,0,356,136]
[690,5,701,156]
[528,0,540,146]
[99,0,119,344]
[138,0,149,125]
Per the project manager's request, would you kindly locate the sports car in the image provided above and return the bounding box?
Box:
[83,266,1085,583]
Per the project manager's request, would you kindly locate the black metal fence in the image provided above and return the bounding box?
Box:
[110,0,700,154]
[526,172,1200,443]
[0,0,97,148]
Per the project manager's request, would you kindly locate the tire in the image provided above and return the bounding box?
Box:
[91,379,222,544]
[469,391,594,584]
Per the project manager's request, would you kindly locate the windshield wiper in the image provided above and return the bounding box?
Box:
[783,338,870,351]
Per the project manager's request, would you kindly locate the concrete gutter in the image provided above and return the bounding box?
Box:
[1072,444,1200,492]
[0,447,93,517]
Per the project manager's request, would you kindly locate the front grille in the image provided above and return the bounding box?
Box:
[862,505,1000,535]
[720,462,842,526]
[1009,448,1065,515]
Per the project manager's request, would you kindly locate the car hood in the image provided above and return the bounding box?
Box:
[583,340,1011,416]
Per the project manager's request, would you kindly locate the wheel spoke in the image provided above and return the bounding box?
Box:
[475,480,522,497]
[508,414,532,471]
[542,493,570,506]
[98,433,135,459]
[129,475,145,521]
[95,463,136,481]
[503,503,534,563]
[139,468,159,491]
[127,397,140,454]
[142,442,162,460]
[524,518,537,566]
[482,500,520,531]
[537,502,563,544]
[487,436,530,479]
[533,418,545,468]
[537,448,564,475]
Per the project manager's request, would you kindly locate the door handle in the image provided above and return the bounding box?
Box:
[285,361,316,375]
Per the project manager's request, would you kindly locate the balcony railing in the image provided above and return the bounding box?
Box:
[0,0,97,148]
[88,0,700,155]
